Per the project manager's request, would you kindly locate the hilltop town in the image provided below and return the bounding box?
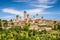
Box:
[0,11,60,40]
[0,11,60,31]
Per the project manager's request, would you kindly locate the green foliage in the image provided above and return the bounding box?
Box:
[23,24,29,31]
[57,24,60,30]
[52,25,57,30]
[53,24,60,30]
[0,25,60,40]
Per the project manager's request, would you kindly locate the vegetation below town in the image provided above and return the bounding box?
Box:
[0,24,60,40]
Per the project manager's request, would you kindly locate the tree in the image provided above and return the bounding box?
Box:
[23,24,29,31]
[57,24,60,30]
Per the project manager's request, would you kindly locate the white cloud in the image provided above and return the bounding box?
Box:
[2,8,21,14]
[13,0,57,9]
[2,8,44,15]
[30,4,53,8]
[29,0,56,8]
[36,0,56,4]
[2,8,23,16]
[26,8,44,14]
[0,16,15,21]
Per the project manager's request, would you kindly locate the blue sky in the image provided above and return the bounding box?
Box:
[0,0,60,21]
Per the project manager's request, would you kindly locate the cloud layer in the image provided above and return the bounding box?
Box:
[0,16,15,20]
[14,0,56,8]
[2,0,57,15]
[11,0,57,14]
[2,8,44,15]
[1,0,57,20]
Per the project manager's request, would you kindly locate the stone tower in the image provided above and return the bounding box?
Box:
[16,15,19,20]
[26,14,30,23]
[24,11,27,20]
[41,16,44,20]
[35,13,38,19]
[16,15,21,22]
[1,21,4,28]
